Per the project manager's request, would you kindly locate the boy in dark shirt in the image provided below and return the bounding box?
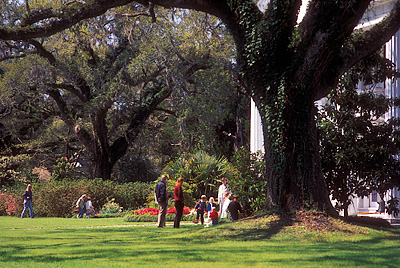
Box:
[194,195,207,224]
[227,195,243,221]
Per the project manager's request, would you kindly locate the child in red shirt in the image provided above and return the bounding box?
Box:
[209,206,219,226]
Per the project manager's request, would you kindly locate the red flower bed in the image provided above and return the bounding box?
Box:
[133,206,191,215]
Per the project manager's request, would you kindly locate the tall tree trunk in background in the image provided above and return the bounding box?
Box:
[253,81,334,213]
[234,117,243,152]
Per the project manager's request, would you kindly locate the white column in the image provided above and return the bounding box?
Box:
[385,30,400,120]
[250,99,264,153]
[385,30,400,207]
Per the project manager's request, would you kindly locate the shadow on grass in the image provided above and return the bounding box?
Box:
[2,217,400,267]
[300,237,400,268]
[223,213,294,241]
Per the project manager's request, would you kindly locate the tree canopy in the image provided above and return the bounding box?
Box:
[0,5,244,182]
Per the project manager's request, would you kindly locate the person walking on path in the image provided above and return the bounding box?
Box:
[76,194,87,219]
[85,196,95,218]
[174,177,184,228]
[21,184,34,218]
[155,174,169,227]
[218,177,231,217]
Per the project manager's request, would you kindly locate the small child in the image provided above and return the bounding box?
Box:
[209,206,219,226]
[85,196,95,218]
[194,195,207,224]
[227,195,243,221]
[206,196,217,218]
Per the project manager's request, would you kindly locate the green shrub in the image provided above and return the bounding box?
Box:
[124,213,195,222]
[33,179,81,217]
[51,157,78,181]
[230,148,267,216]
[100,198,122,214]
[1,179,154,217]
[84,178,117,211]
[95,211,130,218]
[116,182,152,211]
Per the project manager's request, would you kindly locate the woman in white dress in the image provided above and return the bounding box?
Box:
[220,192,232,219]
[218,177,232,218]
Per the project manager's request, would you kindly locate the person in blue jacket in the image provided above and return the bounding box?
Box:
[21,184,34,218]
[155,174,169,227]
[194,195,207,224]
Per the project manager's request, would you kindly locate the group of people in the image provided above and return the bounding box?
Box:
[21,175,242,225]
[75,194,95,218]
[154,175,243,228]
[20,184,95,219]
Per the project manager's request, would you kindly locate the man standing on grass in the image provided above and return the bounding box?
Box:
[155,174,169,227]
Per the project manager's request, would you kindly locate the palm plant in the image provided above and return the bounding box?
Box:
[163,150,236,199]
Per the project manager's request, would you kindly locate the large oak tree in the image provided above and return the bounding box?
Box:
[0,6,234,180]
[1,0,400,214]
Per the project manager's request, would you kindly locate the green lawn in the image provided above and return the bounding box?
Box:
[0,215,400,267]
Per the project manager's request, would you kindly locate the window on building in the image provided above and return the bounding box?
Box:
[371,191,378,202]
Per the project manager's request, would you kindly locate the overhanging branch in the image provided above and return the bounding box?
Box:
[0,0,140,40]
[341,1,400,74]
[312,1,400,100]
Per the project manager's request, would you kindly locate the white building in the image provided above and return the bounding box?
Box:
[251,0,400,219]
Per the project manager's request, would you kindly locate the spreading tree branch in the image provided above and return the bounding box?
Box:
[0,0,143,40]
[312,1,400,100]
[342,2,400,74]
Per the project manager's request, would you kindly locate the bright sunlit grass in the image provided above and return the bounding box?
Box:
[1,215,400,267]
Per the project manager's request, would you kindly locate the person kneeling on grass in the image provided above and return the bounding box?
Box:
[209,206,219,226]
[227,195,243,221]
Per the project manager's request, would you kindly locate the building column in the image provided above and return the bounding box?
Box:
[385,30,400,120]
[250,99,264,153]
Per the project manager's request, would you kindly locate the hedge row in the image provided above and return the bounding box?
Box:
[124,213,196,222]
[1,179,153,217]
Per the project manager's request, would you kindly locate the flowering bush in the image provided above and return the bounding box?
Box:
[101,198,123,214]
[0,193,19,216]
[134,207,159,215]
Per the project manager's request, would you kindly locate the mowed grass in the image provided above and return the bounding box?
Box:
[1,213,400,268]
